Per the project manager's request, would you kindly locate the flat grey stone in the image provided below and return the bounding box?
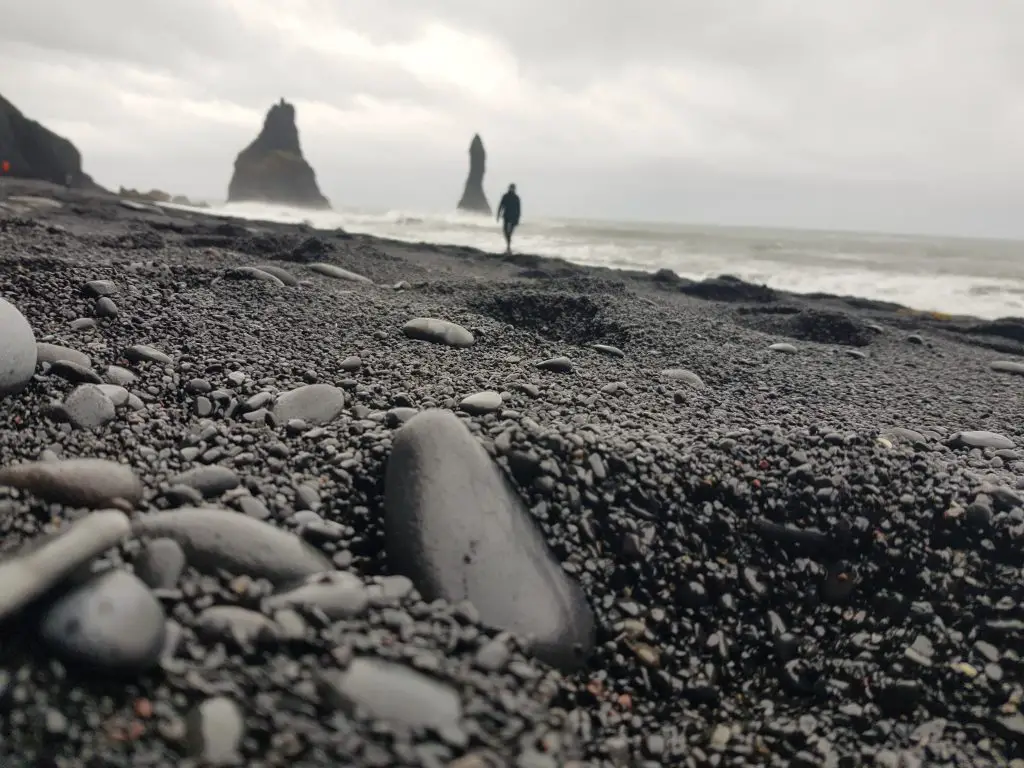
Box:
[991,360,1024,376]
[459,391,503,415]
[0,458,143,509]
[229,266,285,286]
[195,605,279,646]
[264,571,370,619]
[950,431,1015,450]
[163,484,204,507]
[40,568,166,671]
[95,297,119,318]
[123,344,172,365]
[769,343,798,354]
[385,407,419,428]
[96,384,130,407]
[660,368,705,389]
[319,658,461,730]
[185,697,245,766]
[537,356,573,373]
[134,537,187,589]
[308,263,372,283]
[273,383,345,425]
[402,318,475,348]
[254,264,300,286]
[294,483,320,511]
[103,365,137,386]
[36,341,89,369]
[62,384,116,430]
[384,409,595,671]
[131,507,332,585]
[592,344,625,358]
[168,465,240,498]
[236,495,270,519]
[47,359,101,384]
[885,427,926,445]
[83,280,117,297]
[512,382,540,398]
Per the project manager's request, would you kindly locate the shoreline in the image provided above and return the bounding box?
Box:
[9,177,1023,329]
[2,179,1024,764]
[172,200,1024,333]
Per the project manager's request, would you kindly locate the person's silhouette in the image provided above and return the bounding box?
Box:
[496,183,521,254]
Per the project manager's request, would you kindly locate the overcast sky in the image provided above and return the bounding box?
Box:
[1,0,1023,237]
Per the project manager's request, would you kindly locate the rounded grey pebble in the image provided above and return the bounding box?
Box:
[83,279,117,298]
[47,359,102,384]
[39,568,166,671]
[96,384,130,407]
[62,384,116,430]
[459,391,503,415]
[185,696,245,766]
[134,538,187,589]
[95,297,119,318]
[103,365,137,386]
[264,571,370,619]
[168,465,240,498]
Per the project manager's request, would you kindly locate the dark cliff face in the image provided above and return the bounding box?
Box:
[456,134,491,215]
[0,93,100,189]
[227,99,330,210]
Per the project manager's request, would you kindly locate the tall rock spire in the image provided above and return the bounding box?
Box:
[456,134,491,215]
[227,99,330,210]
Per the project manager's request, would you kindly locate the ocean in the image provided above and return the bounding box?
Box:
[177,201,1024,321]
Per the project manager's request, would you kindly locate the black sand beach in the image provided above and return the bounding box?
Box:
[2,179,1024,766]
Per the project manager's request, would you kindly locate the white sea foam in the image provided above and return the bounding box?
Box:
[166,201,1024,320]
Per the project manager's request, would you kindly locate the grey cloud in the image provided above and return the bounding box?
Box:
[2,0,1024,235]
[0,1,248,72]
[0,2,443,113]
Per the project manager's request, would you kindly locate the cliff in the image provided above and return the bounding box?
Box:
[227,99,330,210]
[0,93,100,188]
[456,134,491,215]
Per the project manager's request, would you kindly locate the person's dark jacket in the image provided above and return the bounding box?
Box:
[498,192,521,224]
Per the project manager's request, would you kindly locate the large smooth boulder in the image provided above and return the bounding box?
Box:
[227,99,330,210]
[0,297,36,396]
[383,409,594,671]
[456,134,492,215]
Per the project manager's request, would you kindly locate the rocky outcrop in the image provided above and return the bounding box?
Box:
[227,99,329,210]
[456,134,491,215]
[118,187,206,208]
[0,93,100,189]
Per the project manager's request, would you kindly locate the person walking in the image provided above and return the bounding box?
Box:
[496,183,521,254]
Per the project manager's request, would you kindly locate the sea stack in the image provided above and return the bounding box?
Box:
[226,98,330,210]
[456,134,491,215]
[0,92,100,189]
